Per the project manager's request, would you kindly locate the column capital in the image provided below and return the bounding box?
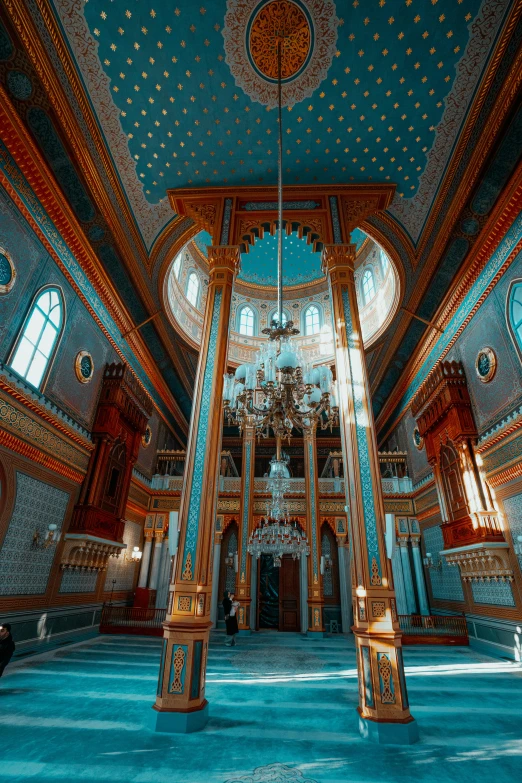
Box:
[207,245,241,278]
[397,536,410,548]
[321,243,357,277]
[144,530,154,541]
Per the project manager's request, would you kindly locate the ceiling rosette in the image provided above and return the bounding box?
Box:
[223,0,339,108]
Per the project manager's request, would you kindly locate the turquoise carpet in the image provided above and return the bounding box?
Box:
[1,631,521,782]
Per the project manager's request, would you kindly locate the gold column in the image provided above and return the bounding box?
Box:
[152,245,240,733]
[236,418,255,633]
[322,244,418,744]
[303,423,325,635]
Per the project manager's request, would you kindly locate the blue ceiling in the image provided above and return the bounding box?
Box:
[190,228,367,286]
[81,0,482,202]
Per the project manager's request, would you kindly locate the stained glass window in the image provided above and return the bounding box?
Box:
[10,287,63,389]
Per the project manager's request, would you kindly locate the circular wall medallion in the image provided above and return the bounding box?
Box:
[223,0,338,108]
[6,70,33,101]
[75,351,94,383]
[413,427,424,451]
[0,247,16,294]
[475,347,496,383]
[142,425,152,448]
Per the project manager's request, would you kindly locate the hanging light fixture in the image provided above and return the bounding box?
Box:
[223,38,339,450]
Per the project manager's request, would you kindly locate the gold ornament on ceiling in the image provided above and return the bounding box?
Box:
[250,1,311,81]
[223,0,338,108]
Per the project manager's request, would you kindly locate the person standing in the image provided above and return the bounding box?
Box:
[223,590,239,647]
[0,623,15,678]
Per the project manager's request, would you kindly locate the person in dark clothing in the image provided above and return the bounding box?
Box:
[223,590,239,646]
[0,623,15,678]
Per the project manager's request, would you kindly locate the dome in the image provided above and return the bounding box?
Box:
[165,228,399,367]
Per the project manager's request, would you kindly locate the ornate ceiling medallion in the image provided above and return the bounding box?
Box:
[223,0,338,108]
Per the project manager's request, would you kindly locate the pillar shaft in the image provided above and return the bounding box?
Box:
[153,245,240,731]
[411,538,430,616]
[149,535,164,592]
[210,534,222,628]
[399,540,417,615]
[391,548,409,617]
[337,543,353,634]
[236,421,255,632]
[304,424,325,634]
[300,553,308,634]
[322,244,416,740]
[138,536,153,589]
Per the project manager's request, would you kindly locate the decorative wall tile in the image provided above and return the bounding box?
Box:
[471,580,515,607]
[502,493,522,574]
[59,569,98,594]
[103,519,141,592]
[0,472,69,595]
[423,524,465,602]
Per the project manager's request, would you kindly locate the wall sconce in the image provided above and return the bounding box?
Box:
[224,552,238,572]
[125,546,143,563]
[32,524,59,550]
[514,535,522,557]
[423,552,442,570]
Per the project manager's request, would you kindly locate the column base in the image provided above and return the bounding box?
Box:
[306,630,326,638]
[237,629,251,636]
[150,702,209,734]
[358,714,419,745]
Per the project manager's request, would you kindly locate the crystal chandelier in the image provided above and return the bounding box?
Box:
[247,516,310,567]
[223,40,339,446]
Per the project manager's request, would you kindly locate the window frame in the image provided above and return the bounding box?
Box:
[185,270,201,309]
[268,308,291,328]
[173,253,182,280]
[303,303,322,336]
[237,304,256,337]
[361,267,376,305]
[507,279,522,361]
[8,285,65,391]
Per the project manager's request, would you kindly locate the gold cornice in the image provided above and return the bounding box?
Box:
[0,374,93,453]
[0,87,188,443]
[4,0,151,269]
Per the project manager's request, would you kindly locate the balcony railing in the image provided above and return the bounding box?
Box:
[398,614,469,645]
[151,475,411,495]
[99,606,167,636]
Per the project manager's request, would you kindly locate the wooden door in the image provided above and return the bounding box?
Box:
[279,555,300,632]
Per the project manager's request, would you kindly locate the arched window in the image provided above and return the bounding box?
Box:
[304,304,321,335]
[10,287,63,389]
[238,305,255,336]
[269,309,289,327]
[508,281,522,356]
[186,271,200,308]
[362,268,376,304]
[173,253,182,279]
[380,249,389,275]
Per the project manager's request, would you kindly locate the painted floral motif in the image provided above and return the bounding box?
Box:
[223,0,338,108]
[249,1,311,81]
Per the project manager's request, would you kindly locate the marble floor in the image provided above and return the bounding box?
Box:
[1,630,522,783]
